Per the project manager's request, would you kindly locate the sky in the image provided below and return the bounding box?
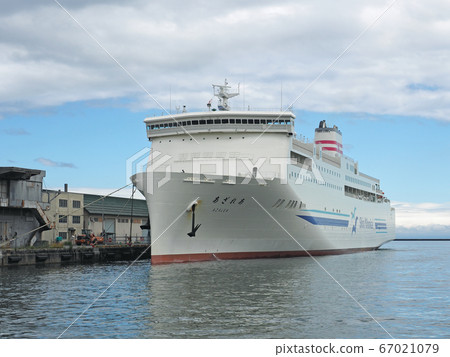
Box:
[1,0,450,238]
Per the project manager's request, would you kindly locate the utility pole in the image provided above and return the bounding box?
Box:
[129,186,135,243]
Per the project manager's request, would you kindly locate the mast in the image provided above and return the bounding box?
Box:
[212,79,239,111]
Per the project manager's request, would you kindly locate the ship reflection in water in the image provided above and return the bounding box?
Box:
[0,241,448,339]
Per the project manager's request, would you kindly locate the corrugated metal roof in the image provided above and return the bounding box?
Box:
[83,194,148,217]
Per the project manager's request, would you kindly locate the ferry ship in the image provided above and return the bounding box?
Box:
[132,80,395,264]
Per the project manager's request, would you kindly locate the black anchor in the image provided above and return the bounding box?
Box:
[187,203,201,237]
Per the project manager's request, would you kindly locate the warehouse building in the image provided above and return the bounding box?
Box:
[41,187,84,243]
[83,193,149,244]
[41,188,149,244]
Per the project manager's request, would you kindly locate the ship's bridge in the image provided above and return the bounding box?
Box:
[144,111,295,140]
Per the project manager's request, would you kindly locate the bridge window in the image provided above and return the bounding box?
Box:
[230,119,235,124]
[192,120,198,125]
[207,119,213,124]
[261,120,266,124]
[255,119,260,124]
[242,119,247,124]
[199,120,206,125]
[214,119,221,124]
[248,119,254,124]
[236,119,241,124]
[222,119,229,124]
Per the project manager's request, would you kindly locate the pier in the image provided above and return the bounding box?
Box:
[0,244,151,267]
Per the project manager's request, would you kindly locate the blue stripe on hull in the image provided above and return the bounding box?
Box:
[299,209,350,218]
[297,215,349,227]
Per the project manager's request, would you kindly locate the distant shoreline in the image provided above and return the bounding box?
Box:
[394,238,450,241]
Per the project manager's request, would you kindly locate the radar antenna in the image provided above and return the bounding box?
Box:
[212,79,239,111]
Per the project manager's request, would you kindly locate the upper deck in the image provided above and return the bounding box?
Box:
[145,110,295,140]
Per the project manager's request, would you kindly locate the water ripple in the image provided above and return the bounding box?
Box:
[0,241,449,338]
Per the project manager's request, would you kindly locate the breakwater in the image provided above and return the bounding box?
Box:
[0,245,150,267]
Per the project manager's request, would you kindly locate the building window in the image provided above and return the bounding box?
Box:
[72,216,81,224]
[118,218,129,223]
[59,215,67,223]
[73,200,81,208]
[59,199,68,208]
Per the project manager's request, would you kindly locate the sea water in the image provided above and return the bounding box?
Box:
[0,241,448,339]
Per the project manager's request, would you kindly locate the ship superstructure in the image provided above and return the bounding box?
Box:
[132,81,395,264]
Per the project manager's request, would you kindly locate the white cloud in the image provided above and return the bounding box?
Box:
[1,0,450,119]
[35,157,76,168]
[392,201,450,228]
[2,128,30,135]
[396,224,450,239]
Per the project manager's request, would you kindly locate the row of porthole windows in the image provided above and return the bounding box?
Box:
[345,175,371,188]
[147,118,292,130]
[159,136,246,143]
[317,165,340,178]
[289,172,342,191]
[272,198,301,209]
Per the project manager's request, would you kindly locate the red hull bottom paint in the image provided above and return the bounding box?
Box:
[151,247,379,265]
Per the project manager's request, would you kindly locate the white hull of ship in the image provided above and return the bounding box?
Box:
[133,171,395,264]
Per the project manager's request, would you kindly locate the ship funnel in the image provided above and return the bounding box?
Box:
[314,120,343,156]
